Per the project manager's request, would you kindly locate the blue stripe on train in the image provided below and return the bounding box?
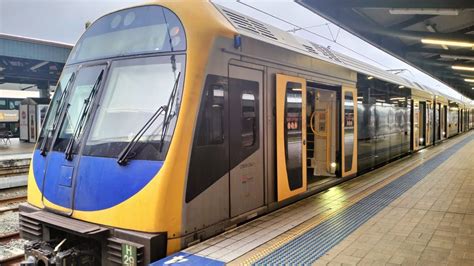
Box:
[32,149,162,211]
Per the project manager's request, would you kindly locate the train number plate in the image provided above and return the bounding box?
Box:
[122,243,137,266]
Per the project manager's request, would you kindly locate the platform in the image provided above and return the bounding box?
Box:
[154,131,474,265]
[0,138,33,179]
[0,138,35,157]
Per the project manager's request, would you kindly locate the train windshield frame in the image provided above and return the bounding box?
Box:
[68,5,186,64]
[82,54,186,161]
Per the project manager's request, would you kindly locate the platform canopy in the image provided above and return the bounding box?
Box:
[297,0,474,100]
[0,33,73,97]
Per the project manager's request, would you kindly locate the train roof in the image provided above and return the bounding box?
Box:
[213,3,472,106]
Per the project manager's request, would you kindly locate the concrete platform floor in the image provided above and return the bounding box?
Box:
[0,138,35,157]
[154,131,474,266]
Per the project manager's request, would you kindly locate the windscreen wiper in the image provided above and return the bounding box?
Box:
[116,105,167,165]
[39,72,76,156]
[159,72,181,152]
[117,71,181,165]
[64,70,104,161]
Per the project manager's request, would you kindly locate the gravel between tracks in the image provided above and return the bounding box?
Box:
[0,211,19,236]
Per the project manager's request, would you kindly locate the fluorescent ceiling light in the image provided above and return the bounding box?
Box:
[30,61,48,71]
[452,65,474,72]
[465,78,474,83]
[440,54,474,61]
[389,8,459,16]
[398,85,405,89]
[426,25,448,50]
[421,39,473,48]
[367,76,374,80]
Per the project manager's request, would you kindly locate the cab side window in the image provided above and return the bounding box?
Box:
[197,84,225,146]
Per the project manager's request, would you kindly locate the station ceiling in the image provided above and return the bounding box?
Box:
[0,34,72,92]
[297,0,474,100]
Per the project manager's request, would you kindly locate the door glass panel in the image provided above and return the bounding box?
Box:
[285,82,303,190]
[241,92,256,147]
[344,91,354,173]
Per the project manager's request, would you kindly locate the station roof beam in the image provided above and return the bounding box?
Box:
[297,0,474,99]
[0,34,73,98]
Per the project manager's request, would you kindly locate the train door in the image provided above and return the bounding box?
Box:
[413,100,420,150]
[228,65,264,217]
[342,87,357,177]
[435,103,440,142]
[306,86,337,184]
[440,105,447,139]
[426,102,432,146]
[419,101,426,147]
[276,74,307,202]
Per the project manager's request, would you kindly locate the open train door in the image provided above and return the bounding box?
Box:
[276,74,307,202]
[341,86,357,177]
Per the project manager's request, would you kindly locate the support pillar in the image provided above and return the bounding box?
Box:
[37,82,50,99]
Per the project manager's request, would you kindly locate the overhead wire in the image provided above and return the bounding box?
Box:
[235,0,393,70]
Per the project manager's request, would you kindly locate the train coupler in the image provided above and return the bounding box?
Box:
[21,239,97,266]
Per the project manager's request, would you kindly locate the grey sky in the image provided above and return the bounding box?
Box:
[0,0,470,102]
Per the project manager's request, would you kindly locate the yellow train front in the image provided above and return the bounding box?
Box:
[19,1,238,265]
[18,0,474,265]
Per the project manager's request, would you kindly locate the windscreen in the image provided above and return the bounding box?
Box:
[68,5,186,64]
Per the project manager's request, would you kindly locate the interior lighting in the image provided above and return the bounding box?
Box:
[452,65,474,72]
[419,137,424,142]
[389,8,459,16]
[465,78,474,83]
[398,85,405,89]
[367,76,374,80]
[421,39,473,48]
[441,54,474,61]
[330,162,337,174]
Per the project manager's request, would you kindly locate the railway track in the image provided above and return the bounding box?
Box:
[0,232,23,265]
[0,194,26,206]
[0,231,20,244]
[0,187,27,265]
[0,253,24,265]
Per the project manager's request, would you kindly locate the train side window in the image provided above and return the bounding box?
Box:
[0,99,6,109]
[241,92,256,147]
[197,85,225,145]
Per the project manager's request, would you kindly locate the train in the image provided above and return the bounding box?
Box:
[19,1,474,265]
[0,97,22,137]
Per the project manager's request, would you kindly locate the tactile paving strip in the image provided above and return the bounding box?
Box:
[255,135,473,265]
